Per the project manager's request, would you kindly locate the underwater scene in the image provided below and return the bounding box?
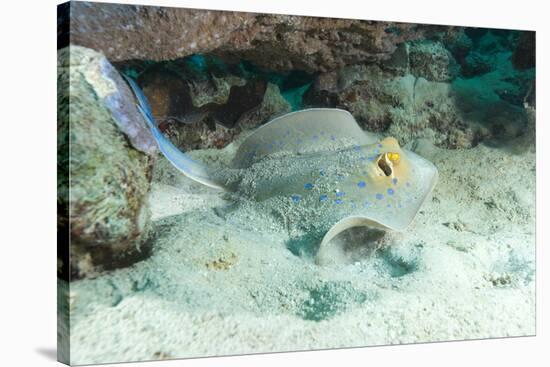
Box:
[57,2,536,365]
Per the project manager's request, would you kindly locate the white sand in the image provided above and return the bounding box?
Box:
[68,130,535,365]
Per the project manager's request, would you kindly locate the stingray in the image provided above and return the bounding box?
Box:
[123,75,438,264]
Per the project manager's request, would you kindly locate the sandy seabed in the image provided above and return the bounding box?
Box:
[68,129,535,365]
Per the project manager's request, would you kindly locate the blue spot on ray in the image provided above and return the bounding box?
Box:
[336,191,345,197]
[392,178,398,185]
[304,183,314,190]
[387,188,395,195]
[334,199,344,204]
[291,194,301,203]
[319,195,328,202]
[357,181,366,188]
[376,193,384,200]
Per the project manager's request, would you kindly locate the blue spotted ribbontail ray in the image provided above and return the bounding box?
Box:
[123,75,438,265]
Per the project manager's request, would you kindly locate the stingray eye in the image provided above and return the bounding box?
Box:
[388,152,400,163]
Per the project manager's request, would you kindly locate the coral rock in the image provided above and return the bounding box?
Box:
[159,82,291,151]
[67,1,426,73]
[304,66,490,149]
[237,83,292,131]
[303,65,397,132]
[58,46,155,278]
[408,40,459,82]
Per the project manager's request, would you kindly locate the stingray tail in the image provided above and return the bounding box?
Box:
[122,74,226,190]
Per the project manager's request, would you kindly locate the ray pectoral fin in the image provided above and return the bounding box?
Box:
[315,216,393,266]
[312,148,439,266]
[232,108,378,168]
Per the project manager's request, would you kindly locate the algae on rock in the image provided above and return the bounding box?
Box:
[58,46,155,278]
[408,40,459,82]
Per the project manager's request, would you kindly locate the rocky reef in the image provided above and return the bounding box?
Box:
[65,2,428,73]
[304,29,534,148]
[109,39,529,151]
[57,46,156,278]
[61,2,535,151]
[59,2,535,276]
